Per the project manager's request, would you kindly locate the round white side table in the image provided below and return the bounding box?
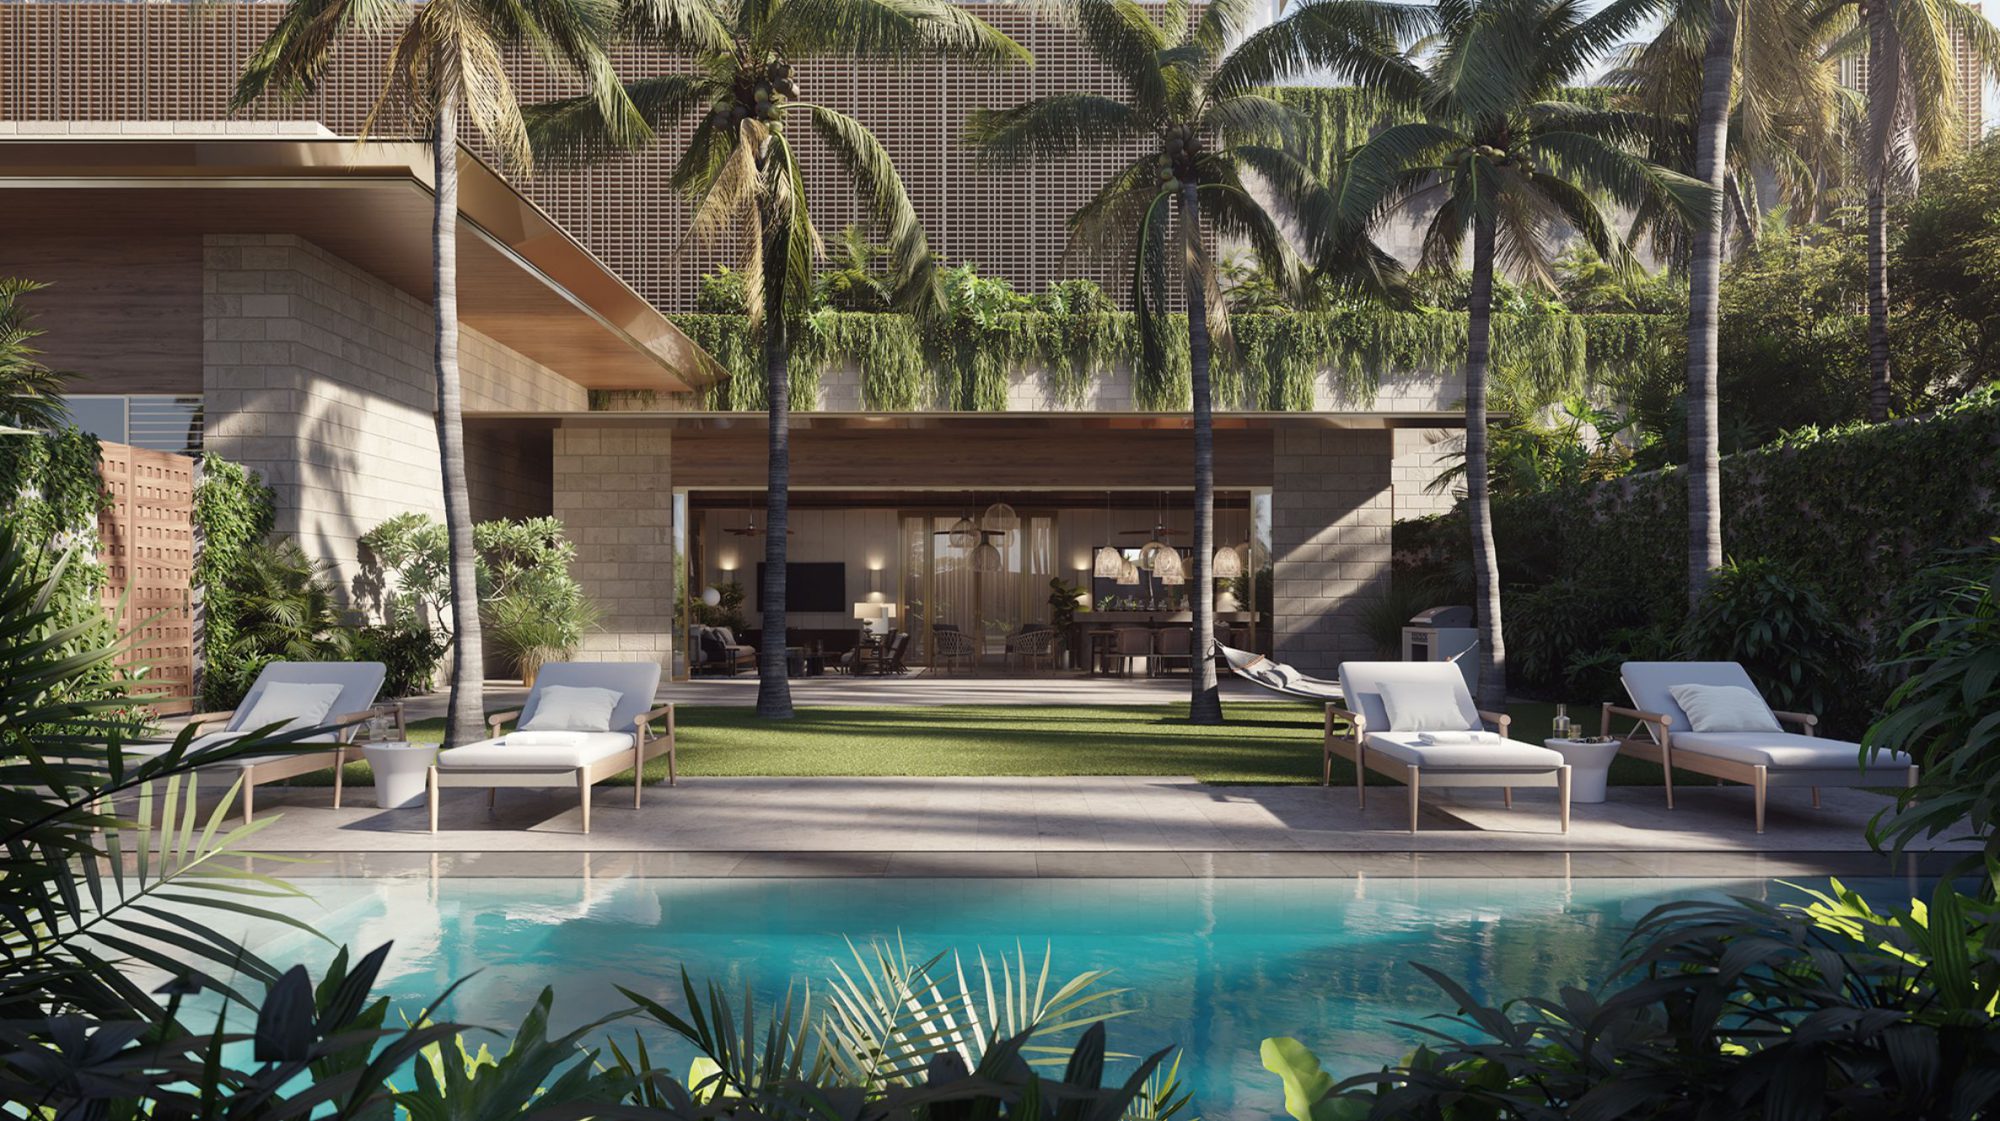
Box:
[1545,737,1621,804]
[361,741,437,809]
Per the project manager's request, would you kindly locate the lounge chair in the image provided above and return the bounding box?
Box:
[1328,661,1570,833]
[1607,661,1919,833]
[125,661,395,824]
[427,662,671,834]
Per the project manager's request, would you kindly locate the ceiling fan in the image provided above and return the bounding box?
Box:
[721,513,792,537]
[1118,521,1186,537]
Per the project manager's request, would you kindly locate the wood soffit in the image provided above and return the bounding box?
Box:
[0,135,728,393]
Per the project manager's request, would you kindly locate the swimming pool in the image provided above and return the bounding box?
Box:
[241,873,1896,1119]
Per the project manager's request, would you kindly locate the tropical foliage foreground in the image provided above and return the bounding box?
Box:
[0,524,1184,1117]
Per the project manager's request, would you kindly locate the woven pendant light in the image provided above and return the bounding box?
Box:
[1093,545,1124,577]
[1154,548,1185,585]
[1117,558,1140,585]
[1213,544,1243,579]
[972,540,1003,573]
[948,516,977,548]
[1137,539,1167,570]
[981,502,1018,534]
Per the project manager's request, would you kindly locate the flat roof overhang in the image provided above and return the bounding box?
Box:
[0,133,727,393]
[470,409,1470,491]
[466,409,1472,430]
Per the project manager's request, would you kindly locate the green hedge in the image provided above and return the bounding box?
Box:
[1398,385,2000,715]
[192,454,276,709]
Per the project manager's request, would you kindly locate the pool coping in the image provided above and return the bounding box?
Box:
[253,849,1958,880]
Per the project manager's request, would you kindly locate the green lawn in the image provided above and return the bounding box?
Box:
[300,700,1713,788]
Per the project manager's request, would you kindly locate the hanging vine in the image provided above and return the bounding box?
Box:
[628,309,1673,416]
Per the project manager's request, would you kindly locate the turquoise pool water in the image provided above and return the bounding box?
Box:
[244,874,1894,1118]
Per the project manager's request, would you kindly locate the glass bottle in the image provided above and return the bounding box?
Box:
[1551,704,1573,740]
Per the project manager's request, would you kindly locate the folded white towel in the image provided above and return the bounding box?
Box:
[1417,730,1501,745]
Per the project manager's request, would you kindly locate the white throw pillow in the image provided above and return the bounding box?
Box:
[520,685,622,733]
[1272,664,1305,689]
[236,682,344,735]
[1669,684,1782,733]
[1377,680,1478,732]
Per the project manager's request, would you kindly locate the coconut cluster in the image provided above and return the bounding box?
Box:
[728,58,797,126]
[1156,121,1201,190]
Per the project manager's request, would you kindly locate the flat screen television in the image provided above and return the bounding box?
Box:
[753,562,848,613]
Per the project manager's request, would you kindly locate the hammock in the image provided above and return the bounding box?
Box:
[1218,645,1345,703]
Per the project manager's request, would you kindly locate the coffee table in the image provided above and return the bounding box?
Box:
[361,741,438,809]
[1545,737,1621,803]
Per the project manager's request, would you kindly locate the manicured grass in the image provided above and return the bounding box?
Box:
[300,699,1714,789]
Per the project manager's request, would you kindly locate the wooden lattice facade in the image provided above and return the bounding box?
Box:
[96,443,196,707]
[0,1,1173,312]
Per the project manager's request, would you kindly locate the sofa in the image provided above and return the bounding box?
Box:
[689,625,756,675]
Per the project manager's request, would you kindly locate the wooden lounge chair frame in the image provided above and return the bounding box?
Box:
[1324,703,1570,834]
[1600,701,1918,833]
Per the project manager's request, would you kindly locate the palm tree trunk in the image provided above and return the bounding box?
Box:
[1464,215,1506,712]
[755,299,795,720]
[433,88,485,750]
[1684,0,1733,610]
[1183,182,1222,725]
[1866,179,1894,421]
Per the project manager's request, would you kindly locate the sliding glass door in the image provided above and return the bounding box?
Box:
[899,510,1054,669]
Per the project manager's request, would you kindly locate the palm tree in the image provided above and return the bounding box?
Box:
[1300,0,1709,708]
[968,0,1331,725]
[1847,0,2000,421]
[1613,0,1849,606]
[528,0,1025,719]
[0,278,69,433]
[234,0,645,748]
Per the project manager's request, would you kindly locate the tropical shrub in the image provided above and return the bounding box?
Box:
[358,509,451,635]
[0,277,71,431]
[351,623,450,699]
[1275,876,2000,1121]
[1502,577,1622,695]
[205,537,355,708]
[1869,546,2000,870]
[1676,556,1867,722]
[475,516,596,682]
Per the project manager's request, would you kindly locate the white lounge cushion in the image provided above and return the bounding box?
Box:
[1379,680,1480,732]
[1669,732,1915,771]
[236,682,344,740]
[1417,730,1502,745]
[1670,684,1781,733]
[437,732,636,770]
[1364,731,1565,770]
[519,686,623,733]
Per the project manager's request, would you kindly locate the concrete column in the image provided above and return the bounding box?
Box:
[553,424,676,666]
[1271,426,1393,676]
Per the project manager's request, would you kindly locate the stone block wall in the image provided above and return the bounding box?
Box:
[1271,427,1394,675]
[201,233,585,600]
[202,234,443,594]
[552,424,676,666]
[1392,428,1461,521]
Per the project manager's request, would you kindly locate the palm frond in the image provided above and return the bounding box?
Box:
[1036,0,1173,107]
[1210,0,1430,101]
[966,94,1153,167]
[619,0,731,48]
[776,0,1029,64]
[527,74,712,168]
[805,105,936,314]
[230,0,406,109]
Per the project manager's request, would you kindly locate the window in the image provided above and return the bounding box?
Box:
[65,395,204,455]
